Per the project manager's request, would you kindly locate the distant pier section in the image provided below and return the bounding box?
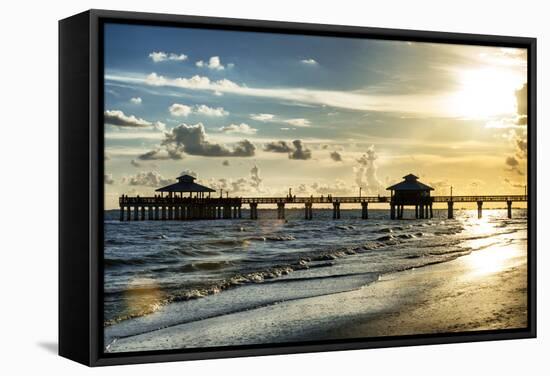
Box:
[118,174,527,221]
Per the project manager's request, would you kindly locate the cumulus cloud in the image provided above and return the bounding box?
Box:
[206,165,264,195]
[263,140,293,153]
[219,123,257,135]
[249,165,263,190]
[145,73,239,92]
[263,140,312,160]
[195,104,228,117]
[301,58,318,65]
[123,171,174,187]
[169,103,228,117]
[130,97,142,104]
[354,145,384,194]
[104,174,115,185]
[296,180,353,196]
[503,83,528,174]
[289,140,312,160]
[330,151,343,162]
[137,148,184,161]
[169,103,192,117]
[104,110,152,127]
[149,51,188,62]
[250,113,275,122]
[160,123,255,157]
[196,56,226,70]
[179,169,197,178]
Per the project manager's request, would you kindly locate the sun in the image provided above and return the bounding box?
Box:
[445,67,524,119]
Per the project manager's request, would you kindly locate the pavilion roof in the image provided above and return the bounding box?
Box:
[155,174,216,193]
[386,174,434,191]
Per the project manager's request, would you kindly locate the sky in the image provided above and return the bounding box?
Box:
[103,23,528,209]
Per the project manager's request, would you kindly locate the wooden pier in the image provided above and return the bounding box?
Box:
[118,173,527,222]
[118,194,527,221]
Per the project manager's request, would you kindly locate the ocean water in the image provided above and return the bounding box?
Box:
[103,208,527,342]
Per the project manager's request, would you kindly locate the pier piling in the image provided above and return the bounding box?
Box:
[447,201,454,219]
[332,202,341,219]
[250,203,258,219]
[304,203,313,220]
[277,202,285,220]
[361,202,369,219]
[507,200,512,219]
[477,201,483,219]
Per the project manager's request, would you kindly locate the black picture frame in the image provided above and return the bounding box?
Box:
[59,9,537,367]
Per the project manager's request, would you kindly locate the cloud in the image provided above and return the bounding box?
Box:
[330,151,343,162]
[222,160,230,166]
[515,83,527,119]
[301,58,318,65]
[196,56,225,70]
[106,71,472,116]
[179,169,197,178]
[219,123,257,135]
[161,123,256,157]
[205,165,264,195]
[104,110,152,127]
[104,174,115,185]
[169,103,192,117]
[503,84,527,173]
[296,180,354,196]
[263,141,293,153]
[505,156,524,175]
[249,113,311,127]
[354,145,384,194]
[130,97,142,104]
[195,104,228,117]
[137,148,184,161]
[149,51,188,62]
[250,165,263,190]
[145,73,239,91]
[284,118,311,127]
[169,103,229,117]
[123,171,174,187]
[505,156,519,168]
[289,140,312,160]
[263,140,311,160]
[250,113,275,122]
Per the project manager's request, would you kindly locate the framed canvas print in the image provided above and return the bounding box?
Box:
[59,9,536,366]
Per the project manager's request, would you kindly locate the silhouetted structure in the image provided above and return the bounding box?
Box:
[386,174,434,219]
[156,174,216,198]
[118,173,526,222]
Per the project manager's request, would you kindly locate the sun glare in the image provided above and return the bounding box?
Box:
[446,67,524,119]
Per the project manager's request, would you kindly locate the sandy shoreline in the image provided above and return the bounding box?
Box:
[106,232,528,353]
